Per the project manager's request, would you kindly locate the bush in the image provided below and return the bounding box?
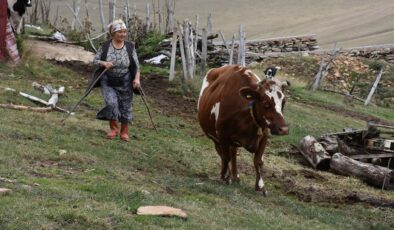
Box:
[136,30,166,59]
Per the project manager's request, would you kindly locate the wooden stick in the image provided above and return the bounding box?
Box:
[0,104,52,113]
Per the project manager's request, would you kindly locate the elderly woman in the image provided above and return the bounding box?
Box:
[93,19,140,141]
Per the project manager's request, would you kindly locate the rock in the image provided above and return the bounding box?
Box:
[59,149,67,155]
[137,206,187,219]
[0,188,12,196]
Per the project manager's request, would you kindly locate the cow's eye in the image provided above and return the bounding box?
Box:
[263,102,270,108]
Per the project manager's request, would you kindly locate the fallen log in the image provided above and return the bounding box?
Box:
[298,135,331,170]
[330,153,394,189]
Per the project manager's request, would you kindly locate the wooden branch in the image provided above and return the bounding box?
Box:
[0,104,52,113]
[322,88,366,103]
[330,153,394,189]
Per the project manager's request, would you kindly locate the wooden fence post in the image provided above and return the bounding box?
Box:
[109,0,116,23]
[178,24,188,80]
[71,0,81,30]
[229,33,235,65]
[99,0,106,32]
[364,68,384,106]
[146,3,151,32]
[242,31,246,66]
[165,0,174,33]
[201,28,208,78]
[311,43,340,91]
[237,24,245,65]
[157,0,162,33]
[183,20,194,79]
[169,27,178,81]
[124,0,130,28]
[206,13,212,35]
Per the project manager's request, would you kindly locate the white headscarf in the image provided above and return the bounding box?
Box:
[108,19,127,34]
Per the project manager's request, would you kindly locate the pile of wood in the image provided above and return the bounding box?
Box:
[298,122,394,190]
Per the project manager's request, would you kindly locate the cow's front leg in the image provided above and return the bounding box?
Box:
[230,147,240,183]
[215,143,230,182]
[254,153,267,196]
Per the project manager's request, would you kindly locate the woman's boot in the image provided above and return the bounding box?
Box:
[106,120,119,139]
[120,123,129,141]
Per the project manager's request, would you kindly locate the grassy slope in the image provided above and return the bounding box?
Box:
[0,58,393,229]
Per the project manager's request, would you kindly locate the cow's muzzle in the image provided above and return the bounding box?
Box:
[269,124,289,135]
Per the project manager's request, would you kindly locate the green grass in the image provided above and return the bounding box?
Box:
[0,57,393,229]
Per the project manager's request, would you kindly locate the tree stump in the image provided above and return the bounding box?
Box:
[330,153,394,189]
[298,135,331,170]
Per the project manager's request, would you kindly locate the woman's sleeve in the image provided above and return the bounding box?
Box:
[132,48,140,71]
[92,46,103,66]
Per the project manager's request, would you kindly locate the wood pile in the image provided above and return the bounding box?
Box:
[298,123,394,190]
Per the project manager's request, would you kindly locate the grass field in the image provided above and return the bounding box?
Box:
[46,0,394,48]
[0,55,393,229]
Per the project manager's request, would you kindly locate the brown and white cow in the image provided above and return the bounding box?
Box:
[197,65,289,195]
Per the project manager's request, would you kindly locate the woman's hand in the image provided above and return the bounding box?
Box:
[100,61,114,69]
[133,72,141,89]
[132,78,141,89]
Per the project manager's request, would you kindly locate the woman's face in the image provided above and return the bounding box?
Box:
[112,29,127,42]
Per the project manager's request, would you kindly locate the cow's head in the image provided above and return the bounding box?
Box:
[240,79,289,135]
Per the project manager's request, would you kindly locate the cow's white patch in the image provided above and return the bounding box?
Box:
[258,177,265,189]
[265,86,284,116]
[211,102,220,122]
[197,71,211,110]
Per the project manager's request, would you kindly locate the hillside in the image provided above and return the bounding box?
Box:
[0,51,393,228]
[47,0,394,48]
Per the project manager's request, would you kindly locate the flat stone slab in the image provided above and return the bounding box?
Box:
[137,206,187,219]
[0,188,12,196]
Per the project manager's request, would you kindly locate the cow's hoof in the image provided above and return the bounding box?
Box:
[256,188,268,197]
[232,177,240,184]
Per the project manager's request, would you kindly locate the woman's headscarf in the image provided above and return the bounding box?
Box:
[108,19,127,34]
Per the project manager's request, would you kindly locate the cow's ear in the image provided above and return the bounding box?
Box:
[239,87,259,101]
